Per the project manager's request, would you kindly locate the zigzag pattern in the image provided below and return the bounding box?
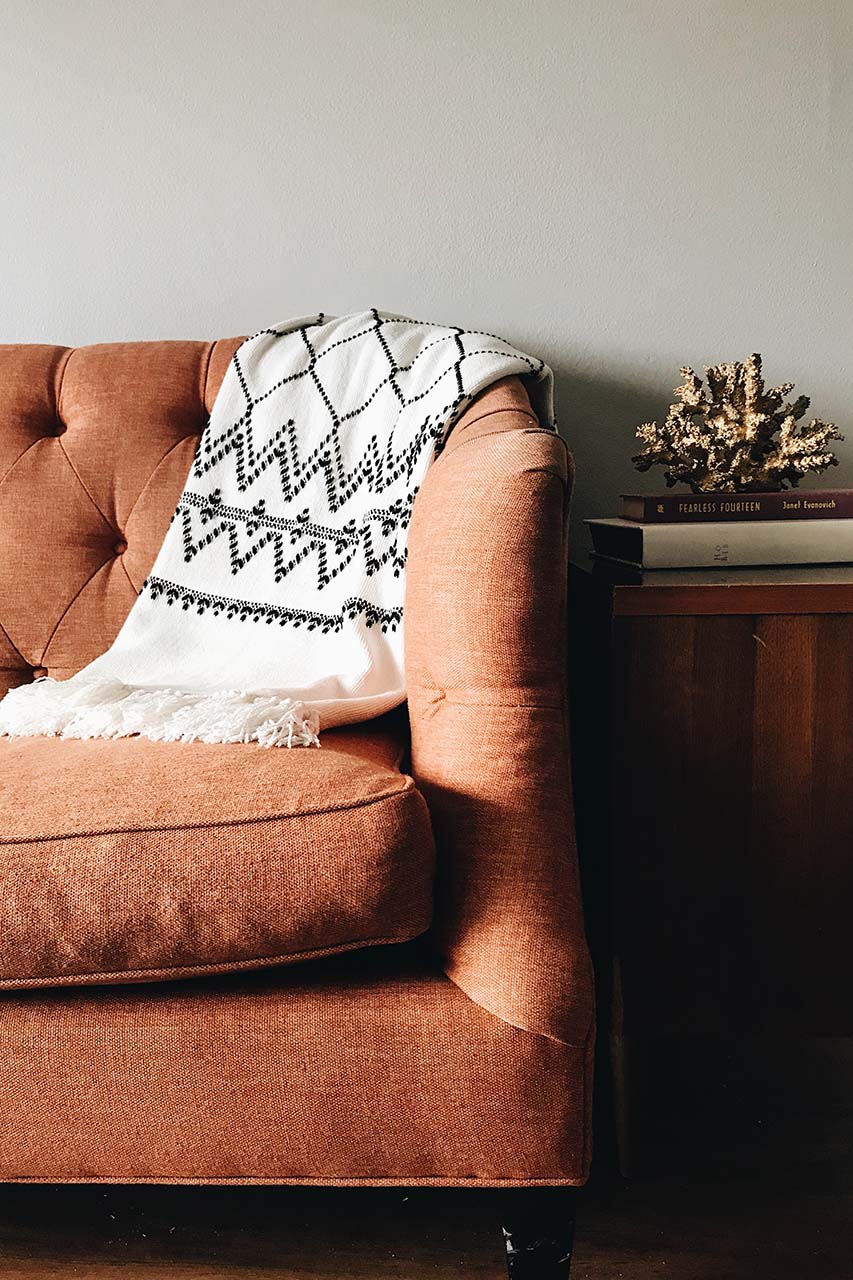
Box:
[191,396,447,510]
[173,489,413,591]
[191,309,541,504]
[141,310,549,635]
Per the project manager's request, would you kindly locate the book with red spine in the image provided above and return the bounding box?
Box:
[620,490,853,524]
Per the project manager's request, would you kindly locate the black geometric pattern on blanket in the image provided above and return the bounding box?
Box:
[146,576,402,634]
[174,310,543,594]
[175,489,415,592]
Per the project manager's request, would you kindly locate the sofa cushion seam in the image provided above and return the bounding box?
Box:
[0,778,421,846]
[0,929,428,990]
[4,1175,588,1186]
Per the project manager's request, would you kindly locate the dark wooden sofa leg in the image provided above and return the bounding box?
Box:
[499,1188,577,1278]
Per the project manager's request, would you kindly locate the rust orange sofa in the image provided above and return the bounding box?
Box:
[0,338,594,1272]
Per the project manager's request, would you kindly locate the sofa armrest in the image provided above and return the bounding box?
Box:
[405,377,594,1046]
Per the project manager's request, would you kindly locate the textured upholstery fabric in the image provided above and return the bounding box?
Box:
[0,946,590,1185]
[0,338,594,1186]
[0,339,240,691]
[407,378,595,1048]
[0,710,433,987]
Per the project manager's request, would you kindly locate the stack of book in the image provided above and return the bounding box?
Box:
[586,490,853,570]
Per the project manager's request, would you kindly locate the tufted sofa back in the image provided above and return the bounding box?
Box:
[0,339,242,697]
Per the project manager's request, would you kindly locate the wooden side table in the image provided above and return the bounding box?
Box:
[569,561,853,1173]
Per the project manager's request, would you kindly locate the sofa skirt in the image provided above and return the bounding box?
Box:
[0,943,591,1186]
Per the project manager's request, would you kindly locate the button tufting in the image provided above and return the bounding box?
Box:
[113,538,128,556]
[31,667,48,680]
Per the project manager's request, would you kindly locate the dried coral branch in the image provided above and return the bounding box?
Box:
[632,354,843,492]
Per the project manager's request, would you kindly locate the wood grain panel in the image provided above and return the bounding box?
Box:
[613,615,756,1035]
[748,615,818,1029]
[571,563,853,1178]
[573,573,853,1040]
[794,614,853,1032]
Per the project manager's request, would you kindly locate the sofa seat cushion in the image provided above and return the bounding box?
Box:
[0,710,435,989]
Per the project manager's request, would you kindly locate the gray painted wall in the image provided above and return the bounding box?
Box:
[2,0,851,542]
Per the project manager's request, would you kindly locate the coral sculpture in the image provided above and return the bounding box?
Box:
[633,354,843,492]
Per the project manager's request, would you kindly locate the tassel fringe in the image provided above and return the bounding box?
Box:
[0,677,320,748]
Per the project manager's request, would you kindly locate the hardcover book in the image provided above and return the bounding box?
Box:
[586,517,853,570]
[619,490,853,524]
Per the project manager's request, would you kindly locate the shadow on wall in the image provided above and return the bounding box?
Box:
[549,363,672,554]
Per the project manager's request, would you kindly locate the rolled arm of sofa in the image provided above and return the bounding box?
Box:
[405,377,594,1047]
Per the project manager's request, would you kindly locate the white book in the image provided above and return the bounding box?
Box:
[585,517,853,569]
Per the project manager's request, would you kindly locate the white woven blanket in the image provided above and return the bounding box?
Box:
[0,311,553,746]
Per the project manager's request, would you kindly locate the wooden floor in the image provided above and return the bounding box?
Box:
[1,1170,852,1280]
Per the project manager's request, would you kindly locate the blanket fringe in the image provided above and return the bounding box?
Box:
[0,677,320,748]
